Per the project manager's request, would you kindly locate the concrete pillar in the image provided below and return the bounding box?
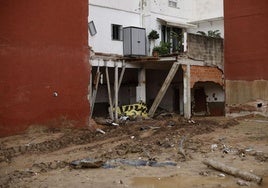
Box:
[136,68,146,103]
[105,66,114,120]
[183,63,191,119]
[179,82,184,115]
[114,63,119,122]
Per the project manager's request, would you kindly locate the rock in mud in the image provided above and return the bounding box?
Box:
[70,158,104,169]
[237,179,250,186]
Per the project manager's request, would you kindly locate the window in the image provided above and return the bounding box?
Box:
[168,0,177,8]
[161,25,183,53]
[111,24,122,41]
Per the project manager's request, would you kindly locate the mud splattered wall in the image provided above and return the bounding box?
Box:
[224,0,268,116]
[0,0,90,136]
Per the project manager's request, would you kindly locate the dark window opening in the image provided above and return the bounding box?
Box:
[161,26,183,53]
[112,24,122,41]
[168,0,178,8]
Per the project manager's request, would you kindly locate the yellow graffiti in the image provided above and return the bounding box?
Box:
[115,101,148,118]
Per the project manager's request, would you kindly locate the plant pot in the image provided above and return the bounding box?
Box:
[152,51,159,57]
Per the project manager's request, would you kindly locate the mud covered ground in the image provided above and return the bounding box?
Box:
[0,115,268,188]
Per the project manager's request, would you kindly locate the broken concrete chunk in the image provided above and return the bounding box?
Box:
[199,171,209,176]
[237,179,250,186]
[70,158,177,169]
[96,128,106,134]
[70,158,104,169]
[211,144,218,151]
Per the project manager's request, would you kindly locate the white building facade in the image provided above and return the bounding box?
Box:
[89,0,224,55]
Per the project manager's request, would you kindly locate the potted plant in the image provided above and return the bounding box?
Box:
[197,30,221,38]
[148,30,160,40]
[152,46,161,57]
[152,42,171,57]
[148,30,160,56]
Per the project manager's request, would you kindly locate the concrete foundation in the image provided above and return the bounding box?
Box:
[225,80,268,116]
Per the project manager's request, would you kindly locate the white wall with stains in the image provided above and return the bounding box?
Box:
[193,0,223,21]
[89,2,140,54]
[89,0,224,55]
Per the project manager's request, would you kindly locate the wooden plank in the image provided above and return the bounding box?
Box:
[90,67,100,118]
[118,64,126,91]
[148,62,180,117]
[203,159,262,184]
[105,66,114,120]
[112,63,126,107]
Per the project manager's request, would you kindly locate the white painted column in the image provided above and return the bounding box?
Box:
[136,68,146,103]
[183,32,187,52]
[183,63,191,119]
[114,63,119,122]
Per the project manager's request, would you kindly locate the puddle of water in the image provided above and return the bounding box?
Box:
[132,175,268,188]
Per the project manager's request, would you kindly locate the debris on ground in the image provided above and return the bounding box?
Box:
[178,136,187,160]
[237,179,251,186]
[70,158,177,169]
[0,115,267,188]
[211,144,218,151]
[96,128,106,134]
[203,159,263,184]
[70,158,104,169]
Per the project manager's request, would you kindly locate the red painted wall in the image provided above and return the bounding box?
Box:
[224,0,268,80]
[0,0,90,136]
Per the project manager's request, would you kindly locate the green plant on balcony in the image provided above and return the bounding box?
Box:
[170,31,183,53]
[148,30,160,56]
[148,30,160,40]
[197,30,221,38]
[152,42,171,56]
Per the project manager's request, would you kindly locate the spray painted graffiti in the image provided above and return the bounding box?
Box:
[115,101,148,118]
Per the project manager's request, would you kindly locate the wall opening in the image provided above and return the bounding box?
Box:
[193,87,207,115]
[192,81,225,116]
[90,64,184,118]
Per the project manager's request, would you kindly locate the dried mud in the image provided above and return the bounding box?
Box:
[0,115,267,188]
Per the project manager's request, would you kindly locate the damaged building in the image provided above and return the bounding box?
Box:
[89,0,225,120]
[0,0,226,136]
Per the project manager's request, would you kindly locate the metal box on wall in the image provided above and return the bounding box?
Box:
[123,27,146,56]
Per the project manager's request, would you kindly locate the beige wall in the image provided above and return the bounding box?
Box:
[225,80,268,105]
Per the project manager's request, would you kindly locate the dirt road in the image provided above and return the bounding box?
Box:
[0,115,267,187]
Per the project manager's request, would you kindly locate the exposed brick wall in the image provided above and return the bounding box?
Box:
[188,65,224,88]
[187,33,224,70]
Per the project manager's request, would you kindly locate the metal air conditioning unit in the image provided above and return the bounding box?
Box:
[123,27,146,56]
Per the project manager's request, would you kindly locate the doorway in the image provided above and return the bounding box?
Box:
[193,87,207,115]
